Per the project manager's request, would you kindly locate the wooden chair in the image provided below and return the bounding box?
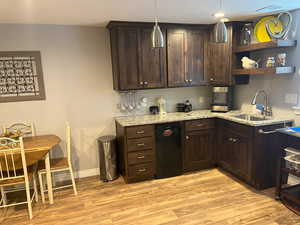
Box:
[3,122,36,137]
[0,137,38,219]
[38,122,77,203]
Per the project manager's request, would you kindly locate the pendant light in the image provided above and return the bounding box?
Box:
[151,0,164,48]
[213,0,228,43]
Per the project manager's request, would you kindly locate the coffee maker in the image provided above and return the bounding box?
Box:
[211,87,233,112]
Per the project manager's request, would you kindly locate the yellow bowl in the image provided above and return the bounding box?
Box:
[254,16,283,42]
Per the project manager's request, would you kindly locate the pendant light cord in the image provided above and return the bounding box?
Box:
[155,0,158,24]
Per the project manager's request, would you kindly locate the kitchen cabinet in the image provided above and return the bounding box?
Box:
[219,128,252,182]
[108,23,167,91]
[184,119,215,172]
[116,123,156,183]
[217,119,291,189]
[167,28,208,87]
[208,23,233,86]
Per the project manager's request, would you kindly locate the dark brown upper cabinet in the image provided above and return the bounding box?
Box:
[139,28,167,89]
[208,23,233,86]
[108,23,167,91]
[167,28,208,87]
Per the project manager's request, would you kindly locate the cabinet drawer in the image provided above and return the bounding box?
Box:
[127,137,154,152]
[128,150,154,165]
[185,119,214,131]
[128,163,154,178]
[126,125,154,139]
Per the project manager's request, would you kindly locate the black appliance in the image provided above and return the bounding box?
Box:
[176,100,192,113]
[211,86,233,112]
[155,123,183,179]
[149,105,159,115]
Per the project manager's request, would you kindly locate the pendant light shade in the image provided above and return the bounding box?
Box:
[213,0,228,43]
[213,20,228,43]
[152,21,164,48]
[152,0,164,48]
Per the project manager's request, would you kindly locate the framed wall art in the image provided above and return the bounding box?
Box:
[0,51,46,103]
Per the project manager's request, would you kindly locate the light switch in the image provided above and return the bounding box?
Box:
[285,93,298,104]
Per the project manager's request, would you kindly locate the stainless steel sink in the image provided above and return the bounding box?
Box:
[232,114,271,121]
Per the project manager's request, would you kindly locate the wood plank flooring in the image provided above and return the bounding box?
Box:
[1,168,300,225]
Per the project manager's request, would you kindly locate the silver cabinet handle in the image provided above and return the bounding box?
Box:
[210,78,214,81]
[196,124,204,127]
[228,137,233,142]
[140,81,143,85]
[137,143,145,147]
[138,168,146,172]
[232,138,238,143]
[258,129,277,134]
[189,79,192,82]
[144,81,148,85]
[185,79,189,83]
[137,155,145,159]
[136,130,145,134]
[186,136,189,140]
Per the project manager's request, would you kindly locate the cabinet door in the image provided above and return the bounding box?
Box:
[117,27,141,90]
[218,129,234,170]
[186,30,207,85]
[185,130,214,171]
[232,134,252,182]
[139,28,167,89]
[208,24,232,85]
[167,29,188,87]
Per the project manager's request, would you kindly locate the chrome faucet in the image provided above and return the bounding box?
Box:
[251,90,272,117]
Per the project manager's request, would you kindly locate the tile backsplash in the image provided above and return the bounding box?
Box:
[117,86,212,116]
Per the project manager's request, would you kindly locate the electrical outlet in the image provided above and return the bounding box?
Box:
[285,93,298,104]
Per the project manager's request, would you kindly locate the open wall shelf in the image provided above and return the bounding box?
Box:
[234,40,297,53]
[232,66,296,75]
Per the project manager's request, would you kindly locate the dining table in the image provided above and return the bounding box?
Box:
[23,135,61,205]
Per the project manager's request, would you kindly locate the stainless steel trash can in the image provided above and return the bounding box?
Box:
[97,135,118,182]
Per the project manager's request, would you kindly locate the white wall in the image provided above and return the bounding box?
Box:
[0,24,211,178]
[235,9,300,124]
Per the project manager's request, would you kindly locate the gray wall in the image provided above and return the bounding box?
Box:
[235,9,300,124]
[0,24,211,178]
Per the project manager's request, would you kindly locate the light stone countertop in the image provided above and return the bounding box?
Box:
[115,110,294,127]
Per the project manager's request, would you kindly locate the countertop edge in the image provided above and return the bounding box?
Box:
[115,113,294,127]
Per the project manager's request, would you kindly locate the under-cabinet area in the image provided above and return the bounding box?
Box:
[116,113,292,190]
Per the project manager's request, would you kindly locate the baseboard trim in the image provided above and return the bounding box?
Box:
[54,168,100,183]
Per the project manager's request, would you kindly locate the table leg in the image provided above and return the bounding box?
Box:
[45,153,53,204]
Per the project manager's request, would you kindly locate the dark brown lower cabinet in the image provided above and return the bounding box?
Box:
[217,119,292,189]
[184,119,215,172]
[185,129,214,171]
[219,128,252,183]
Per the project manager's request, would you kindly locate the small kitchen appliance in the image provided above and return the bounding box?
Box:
[149,106,159,115]
[176,100,193,113]
[211,86,233,112]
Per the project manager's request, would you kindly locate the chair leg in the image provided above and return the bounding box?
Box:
[0,186,6,205]
[33,174,38,203]
[69,168,78,196]
[38,173,45,204]
[24,177,33,219]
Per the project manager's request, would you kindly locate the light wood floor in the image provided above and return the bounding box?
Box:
[1,168,300,225]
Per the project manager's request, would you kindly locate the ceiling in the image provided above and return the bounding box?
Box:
[0,0,299,26]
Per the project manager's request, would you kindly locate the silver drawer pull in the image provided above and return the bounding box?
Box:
[137,143,145,146]
[258,129,277,134]
[196,124,204,127]
[137,155,145,159]
[136,130,145,134]
[138,168,146,172]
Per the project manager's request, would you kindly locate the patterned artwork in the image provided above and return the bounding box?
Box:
[0,51,45,103]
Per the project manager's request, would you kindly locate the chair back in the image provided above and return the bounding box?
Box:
[66,122,72,165]
[0,137,29,182]
[3,122,35,137]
